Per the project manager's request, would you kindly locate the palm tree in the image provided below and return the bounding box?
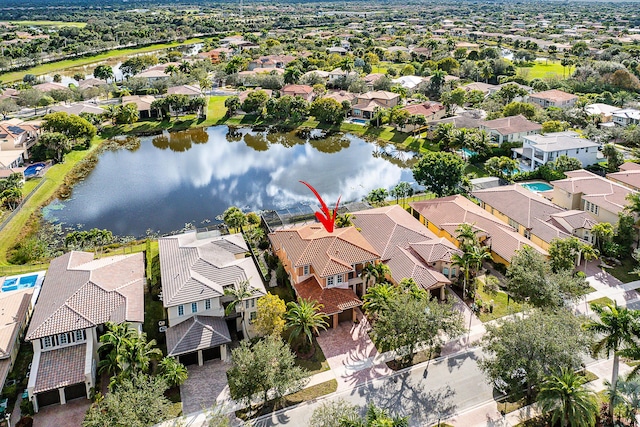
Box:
[335,213,355,228]
[284,299,328,353]
[467,245,492,296]
[1,187,22,210]
[536,367,598,427]
[224,279,257,339]
[126,333,162,375]
[97,322,137,378]
[340,403,408,427]
[583,302,640,417]
[625,193,640,246]
[103,104,119,125]
[361,262,390,290]
[452,251,473,299]
[616,377,640,426]
[362,283,398,320]
[158,357,188,388]
[591,222,614,253]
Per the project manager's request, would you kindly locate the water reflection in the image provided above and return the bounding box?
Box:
[45,126,417,237]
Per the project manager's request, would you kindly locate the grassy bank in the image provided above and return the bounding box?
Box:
[0,140,103,266]
[517,60,566,80]
[0,37,205,83]
[6,20,87,28]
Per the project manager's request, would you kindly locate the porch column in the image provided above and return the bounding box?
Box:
[440,286,445,301]
[32,395,39,413]
[221,344,228,362]
[197,350,203,366]
[59,388,66,405]
[332,313,339,329]
[352,309,357,323]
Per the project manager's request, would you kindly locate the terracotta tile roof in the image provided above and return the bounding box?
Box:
[409,239,460,263]
[607,168,640,191]
[0,289,32,359]
[26,252,144,340]
[269,225,379,278]
[166,315,231,357]
[293,276,361,315]
[282,84,314,94]
[410,195,548,263]
[159,232,265,307]
[548,210,597,233]
[402,102,445,118]
[479,115,542,135]
[357,90,399,101]
[530,89,578,102]
[552,169,636,215]
[351,99,388,112]
[167,85,202,96]
[34,344,86,393]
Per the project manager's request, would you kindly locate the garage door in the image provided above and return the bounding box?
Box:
[64,383,87,402]
[37,390,60,408]
[202,347,221,362]
[179,352,199,366]
[338,309,352,323]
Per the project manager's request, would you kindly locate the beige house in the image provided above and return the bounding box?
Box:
[351,205,461,300]
[281,84,315,102]
[479,115,542,145]
[551,169,637,224]
[159,231,265,366]
[25,252,144,412]
[122,95,156,119]
[529,89,578,108]
[269,225,379,328]
[607,162,640,191]
[351,91,400,120]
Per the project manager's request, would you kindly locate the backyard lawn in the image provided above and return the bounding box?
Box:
[475,279,522,323]
[517,60,568,80]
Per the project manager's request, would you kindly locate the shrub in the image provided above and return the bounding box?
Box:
[20,399,34,416]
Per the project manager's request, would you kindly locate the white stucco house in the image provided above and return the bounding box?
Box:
[512,131,600,171]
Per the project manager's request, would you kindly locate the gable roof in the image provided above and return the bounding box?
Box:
[26,252,144,340]
[167,85,202,96]
[159,232,265,307]
[530,89,578,102]
[480,115,542,135]
[282,84,314,94]
[293,276,362,315]
[165,315,231,357]
[358,90,399,101]
[402,102,445,117]
[269,224,379,278]
[410,195,548,263]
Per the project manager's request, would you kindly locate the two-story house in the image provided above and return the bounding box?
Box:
[269,225,379,328]
[607,162,640,191]
[479,115,542,145]
[529,89,578,108]
[158,231,265,366]
[0,289,35,394]
[351,91,401,120]
[25,252,144,412]
[551,169,637,225]
[0,119,40,169]
[351,205,462,300]
[512,131,600,172]
[281,84,315,102]
[472,185,597,249]
[410,195,548,266]
[612,108,640,127]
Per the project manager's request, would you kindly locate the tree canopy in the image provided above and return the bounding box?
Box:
[412,151,466,197]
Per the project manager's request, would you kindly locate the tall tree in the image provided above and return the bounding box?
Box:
[253,293,286,337]
[39,131,71,163]
[222,206,247,232]
[584,302,640,417]
[412,151,466,197]
[536,367,598,427]
[224,279,257,339]
[284,299,329,353]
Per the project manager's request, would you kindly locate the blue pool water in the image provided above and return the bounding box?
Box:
[2,274,38,292]
[461,148,478,157]
[521,182,554,192]
[352,118,368,125]
[24,163,45,178]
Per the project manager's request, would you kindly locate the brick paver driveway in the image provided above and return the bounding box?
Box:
[180,360,232,415]
[316,309,392,390]
[32,398,91,427]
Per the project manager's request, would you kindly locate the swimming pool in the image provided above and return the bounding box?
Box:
[2,274,39,292]
[520,182,554,193]
[460,148,478,157]
[351,118,368,125]
[23,163,45,178]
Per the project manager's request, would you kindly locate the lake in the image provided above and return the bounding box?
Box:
[43,126,417,237]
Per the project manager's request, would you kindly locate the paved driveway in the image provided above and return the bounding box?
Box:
[180,360,232,414]
[316,309,392,390]
[32,398,91,427]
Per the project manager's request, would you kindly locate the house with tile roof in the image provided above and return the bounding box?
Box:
[25,252,144,412]
[529,89,578,108]
[607,162,640,191]
[472,185,597,249]
[0,119,40,169]
[351,91,401,120]
[410,195,548,266]
[512,131,600,172]
[281,84,315,102]
[0,289,35,398]
[158,231,265,366]
[269,224,379,328]
[351,205,462,300]
[612,108,640,127]
[551,169,637,225]
[398,102,446,132]
[479,115,542,145]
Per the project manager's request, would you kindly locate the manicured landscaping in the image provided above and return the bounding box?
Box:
[294,338,330,376]
[143,292,167,355]
[517,60,567,80]
[475,280,522,323]
[589,296,615,307]
[0,37,205,83]
[608,257,639,284]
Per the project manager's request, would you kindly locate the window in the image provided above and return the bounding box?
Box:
[576,149,579,154]
[205,299,211,310]
[337,275,343,284]
[451,268,457,276]
[59,333,68,345]
[443,267,449,276]
[42,336,53,349]
[178,305,184,316]
[303,265,309,275]
[251,298,255,308]
[191,302,198,313]
[246,299,250,309]
[327,276,335,287]
[75,330,85,342]
[250,312,257,321]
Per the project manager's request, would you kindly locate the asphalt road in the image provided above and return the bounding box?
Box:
[252,347,494,427]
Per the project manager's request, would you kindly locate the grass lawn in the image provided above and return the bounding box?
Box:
[7,20,86,28]
[608,257,638,284]
[268,283,295,304]
[517,60,567,80]
[475,280,522,323]
[0,37,204,83]
[0,138,103,267]
[589,296,615,307]
[466,163,489,178]
[203,96,230,125]
[294,339,330,376]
